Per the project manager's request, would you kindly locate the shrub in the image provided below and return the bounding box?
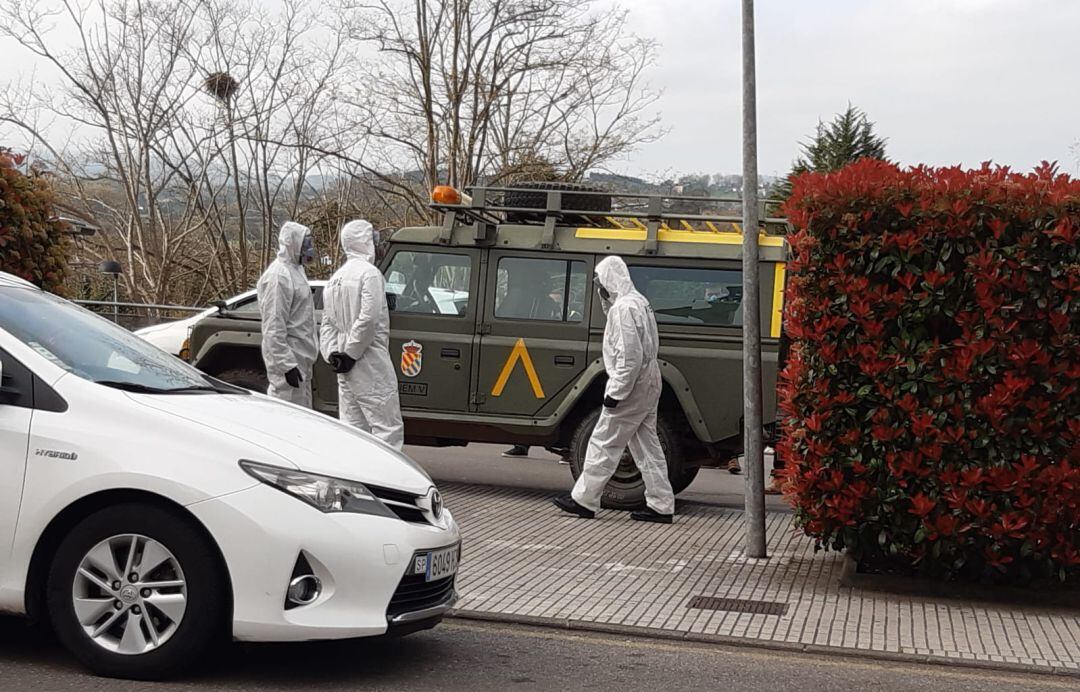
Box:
[777,159,1079,583]
[0,149,70,292]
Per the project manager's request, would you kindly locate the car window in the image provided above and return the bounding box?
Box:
[230,295,260,314]
[494,258,587,323]
[384,251,471,316]
[0,347,34,409]
[628,265,743,326]
[0,287,216,391]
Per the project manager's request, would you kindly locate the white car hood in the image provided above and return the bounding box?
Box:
[131,392,433,495]
[135,313,203,336]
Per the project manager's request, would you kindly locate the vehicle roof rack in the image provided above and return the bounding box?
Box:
[430,186,789,253]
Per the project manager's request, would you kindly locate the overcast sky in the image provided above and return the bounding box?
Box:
[4,0,1077,180]
[617,0,1080,179]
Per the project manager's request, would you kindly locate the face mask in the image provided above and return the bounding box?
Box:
[300,235,315,264]
[596,278,610,302]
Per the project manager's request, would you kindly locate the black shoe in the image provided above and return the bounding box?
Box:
[502,445,530,458]
[552,494,595,519]
[631,507,673,524]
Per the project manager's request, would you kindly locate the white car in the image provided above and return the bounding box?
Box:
[134,282,327,356]
[0,272,460,680]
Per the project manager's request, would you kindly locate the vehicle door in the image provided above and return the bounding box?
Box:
[0,346,33,577]
[476,252,592,416]
[625,260,761,441]
[382,246,478,412]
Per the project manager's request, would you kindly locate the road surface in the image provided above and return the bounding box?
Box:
[0,616,1068,691]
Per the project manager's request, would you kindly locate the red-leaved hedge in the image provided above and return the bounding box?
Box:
[777,159,1079,583]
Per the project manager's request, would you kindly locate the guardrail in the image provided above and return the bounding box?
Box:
[75,299,205,329]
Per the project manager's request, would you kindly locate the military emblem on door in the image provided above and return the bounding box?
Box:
[400,340,423,377]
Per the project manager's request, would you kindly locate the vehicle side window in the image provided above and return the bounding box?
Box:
[0,347,35,409]
[494,258,587,323]
[384,251,472,316]
[229,285,321,314]
[628,265,743,326]
[230,296,260,314]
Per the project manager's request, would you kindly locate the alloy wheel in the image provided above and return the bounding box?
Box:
[71,534,187,655]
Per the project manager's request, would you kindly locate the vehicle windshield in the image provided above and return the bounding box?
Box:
[0,286,221,393]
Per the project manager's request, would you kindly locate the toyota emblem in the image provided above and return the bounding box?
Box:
[429,488,443,519]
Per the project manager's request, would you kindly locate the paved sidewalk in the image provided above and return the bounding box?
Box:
[443,483,1080,676]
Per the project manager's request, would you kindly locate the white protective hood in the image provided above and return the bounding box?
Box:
[595,255,638,300]
[341,219,376,263]
[277,221,311,264]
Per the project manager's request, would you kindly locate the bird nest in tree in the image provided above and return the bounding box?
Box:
[203,72,239,101]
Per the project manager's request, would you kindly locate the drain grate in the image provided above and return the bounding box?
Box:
[686,596,789,616]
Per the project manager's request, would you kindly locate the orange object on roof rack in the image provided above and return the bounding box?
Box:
[431,185,463,205]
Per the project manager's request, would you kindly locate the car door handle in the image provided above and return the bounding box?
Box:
[440,348,460,358]
[554,355,575,367]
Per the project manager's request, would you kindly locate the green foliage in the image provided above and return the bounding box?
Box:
[0,150,71,293]
[775,105,888,201]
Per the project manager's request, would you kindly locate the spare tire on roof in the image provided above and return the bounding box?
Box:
[502,181,612,225]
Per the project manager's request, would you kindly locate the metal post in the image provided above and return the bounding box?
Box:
[112,275,119,323]
[741,0,767,558]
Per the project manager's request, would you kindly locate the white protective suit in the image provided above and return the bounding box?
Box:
[257,221,318,406]
[319,220,405,449]
[571,256,676,515]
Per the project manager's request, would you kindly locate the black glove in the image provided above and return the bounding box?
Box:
[603,395,620,409]
[330,352,357,374]
[284,367,303,388]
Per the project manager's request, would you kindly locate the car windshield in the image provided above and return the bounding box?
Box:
[0,286,221,393]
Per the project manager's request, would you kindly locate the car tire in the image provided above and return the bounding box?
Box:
[567,407,698,510]
[46,503,226,680]
[213,366,268,393]
[503,181,612,226]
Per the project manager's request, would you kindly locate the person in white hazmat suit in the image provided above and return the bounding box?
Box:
[319,220,405,449]
[257,221,318,406]
[553,255,676,523]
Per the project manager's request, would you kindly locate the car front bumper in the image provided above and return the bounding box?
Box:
[188,483,461,642]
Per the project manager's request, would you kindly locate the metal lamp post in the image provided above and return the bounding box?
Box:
[741,0,767,559]
[98,260,122,323]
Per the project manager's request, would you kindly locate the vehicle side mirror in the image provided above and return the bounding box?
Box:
[211,300,228,312]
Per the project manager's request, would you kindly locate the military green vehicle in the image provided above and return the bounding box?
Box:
[187,183,789,508]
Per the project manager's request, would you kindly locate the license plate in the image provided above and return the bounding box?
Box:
[413,545,458,582]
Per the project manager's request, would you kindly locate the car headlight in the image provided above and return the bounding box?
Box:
[240,460,395,517]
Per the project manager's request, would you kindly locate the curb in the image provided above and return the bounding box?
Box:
[447,608,1080,680]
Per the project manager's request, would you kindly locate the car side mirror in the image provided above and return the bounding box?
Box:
[211,300,228,313]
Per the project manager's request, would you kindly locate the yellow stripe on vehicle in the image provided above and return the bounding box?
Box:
[575,227,785,247]
[491,338,545,399]
[770,261,786,338]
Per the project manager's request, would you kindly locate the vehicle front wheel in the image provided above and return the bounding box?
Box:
[567,407,698,510]
[46,503,226,680]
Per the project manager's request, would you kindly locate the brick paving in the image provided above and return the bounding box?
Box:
[443,483,1080,676]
